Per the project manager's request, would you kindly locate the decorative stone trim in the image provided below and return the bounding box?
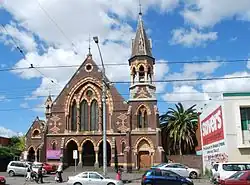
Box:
[80,138,96,148]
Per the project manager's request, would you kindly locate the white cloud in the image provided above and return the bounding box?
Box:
[230,37,238,42]
[155,60,169,93]
[165,61,221,86]
[170,28,218,47]
[20,102,29,108]
[0,22,37,52]
[162,85,211,110]
[0,126,23,138]
[202,71,250,93]
[182,0,250,28]
[183,62,221,76]
[1,0,177,104]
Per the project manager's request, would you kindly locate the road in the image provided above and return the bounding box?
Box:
[0,172,211,185]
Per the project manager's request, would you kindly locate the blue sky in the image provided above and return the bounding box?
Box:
[1,0,250,136]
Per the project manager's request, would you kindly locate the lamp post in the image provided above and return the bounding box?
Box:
[93,36,107,176]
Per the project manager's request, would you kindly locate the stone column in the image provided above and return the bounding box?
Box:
[78,147,82,166]
[65,114,69,132]
[94,147,99,168]
[35,153,37,162]
[76,105,80,132]
[98,107,102,132]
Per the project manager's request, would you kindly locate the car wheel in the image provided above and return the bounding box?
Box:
[181,183,188,185]
[189,171,198,179]
[107,183,115,185]
[73,183,82,185]
[8,170,15,177]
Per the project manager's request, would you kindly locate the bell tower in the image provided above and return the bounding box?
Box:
[129,10,156,101]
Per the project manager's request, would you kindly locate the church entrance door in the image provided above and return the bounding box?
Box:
[82,140,95,166]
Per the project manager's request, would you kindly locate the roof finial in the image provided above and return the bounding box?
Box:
[139,0,142,16]
[88,34,91,55]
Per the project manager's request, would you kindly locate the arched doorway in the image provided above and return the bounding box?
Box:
[82,140,95,166]
[27,147,35,162]
[137,139,152,169]
[66,140,78,166]
[98,141,111,167]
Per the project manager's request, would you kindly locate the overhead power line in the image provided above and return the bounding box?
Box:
[1,58,250,72]
[2,97,250,112]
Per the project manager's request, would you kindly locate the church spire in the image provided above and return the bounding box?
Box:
[131,3,152,58]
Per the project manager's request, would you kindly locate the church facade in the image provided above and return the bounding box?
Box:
[25,12,164,171]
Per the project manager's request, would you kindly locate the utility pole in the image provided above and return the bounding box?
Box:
[93,36,107,176]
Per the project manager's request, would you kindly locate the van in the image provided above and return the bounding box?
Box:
[6,161,30,176]
[212,162,250,182]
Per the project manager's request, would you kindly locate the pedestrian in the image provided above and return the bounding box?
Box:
[26,165,31,181]
[116,168,122,181]
[56,163,63,183]
[37,165,43,183]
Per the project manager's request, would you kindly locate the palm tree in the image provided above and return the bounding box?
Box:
[160,103,198,155]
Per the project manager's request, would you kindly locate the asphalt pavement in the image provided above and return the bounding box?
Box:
[0,171,211,185]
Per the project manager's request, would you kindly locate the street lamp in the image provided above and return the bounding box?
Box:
[93,36,107,176]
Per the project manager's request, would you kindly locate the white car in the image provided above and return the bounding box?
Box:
[153,163,200,179]
[67,171,123,185]
[31,162,47,175]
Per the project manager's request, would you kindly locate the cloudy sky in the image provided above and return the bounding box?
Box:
[1,0,250,135]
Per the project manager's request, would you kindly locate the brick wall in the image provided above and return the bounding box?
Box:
[0,137,10,147]
[167,155,203,171]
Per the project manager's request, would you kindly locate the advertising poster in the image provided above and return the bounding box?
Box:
[47,150,61,160]
[201,106,228,171]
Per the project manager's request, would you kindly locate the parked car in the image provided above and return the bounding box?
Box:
[211,162,250,182]
[6,161,30,176]
[31,162,47,175]
[42,162,55,173]
[0,176,6,185]
[142,168,194,185]
[67,171,123,185]
[152,163,200,179]
[220,171,250,185]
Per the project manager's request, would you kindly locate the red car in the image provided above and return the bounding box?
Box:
[42,162,55,174]
[0,176,6,185]
[221,171,250,185]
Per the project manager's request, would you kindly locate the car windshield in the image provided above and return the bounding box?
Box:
[228,171,245,179]
[155,163,166,167]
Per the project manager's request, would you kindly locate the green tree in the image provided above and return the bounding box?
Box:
[9,136,25,151]
[160,103,198,155]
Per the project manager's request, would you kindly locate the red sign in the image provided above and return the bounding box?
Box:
[201,106,224,145]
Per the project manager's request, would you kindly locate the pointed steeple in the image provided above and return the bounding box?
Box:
[131,9,152,58]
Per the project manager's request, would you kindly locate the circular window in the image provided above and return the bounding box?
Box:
[85,63,93,72]
[86,90,93,97]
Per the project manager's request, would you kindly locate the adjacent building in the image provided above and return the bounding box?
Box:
[200,92,250,172]
[24,11,164,171]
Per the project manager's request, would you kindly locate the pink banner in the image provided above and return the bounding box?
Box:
[47,150,61,159]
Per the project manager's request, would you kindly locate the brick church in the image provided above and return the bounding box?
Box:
[25,11,164,171]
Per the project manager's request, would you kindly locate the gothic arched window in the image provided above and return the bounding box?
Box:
[148,66,152,83]
[71,100,77,131]
[132,67,136,83]
[52,142,56,150]
[121,142,126,153]
[137,106,148,128]
[90,100,98,131]
[139,65,145,83]
[80,100,88,131]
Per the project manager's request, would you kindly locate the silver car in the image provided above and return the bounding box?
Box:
[6,161,30,176]
[67,171,123,185]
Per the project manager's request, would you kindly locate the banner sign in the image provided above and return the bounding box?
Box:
[201,105,228,171]
[47,150,61,159]
[201,106,224,145]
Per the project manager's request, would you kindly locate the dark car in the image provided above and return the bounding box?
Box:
[141,168,194,185]
[0,176,6,185]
